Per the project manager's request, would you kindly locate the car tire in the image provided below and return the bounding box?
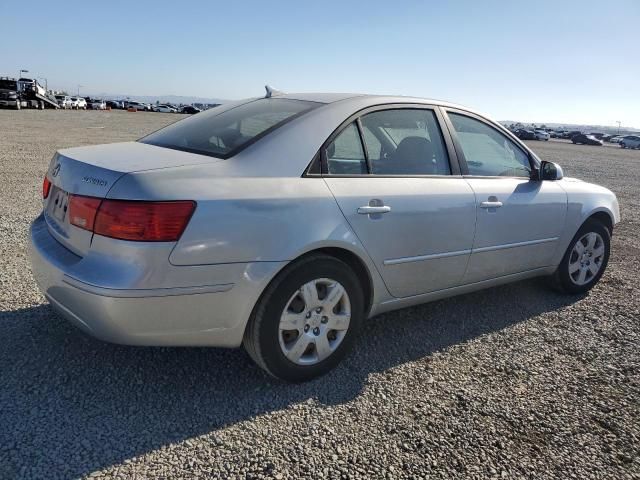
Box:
[550,219,611,294]
[243,253,365,382]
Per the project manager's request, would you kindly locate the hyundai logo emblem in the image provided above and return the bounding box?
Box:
[52,163,61,177]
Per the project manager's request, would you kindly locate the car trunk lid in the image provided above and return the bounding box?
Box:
[43,141,220,256]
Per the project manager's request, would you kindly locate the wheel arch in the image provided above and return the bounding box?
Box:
[241,244,378,356]
[310,247,374,317]
[585,210,614,234]
[247,244,377,333]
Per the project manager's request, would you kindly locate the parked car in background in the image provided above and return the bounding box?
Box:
[515,129,536,140]
[572,134,603,146]
[620,135,640,149]
[588,133,605,140]
[181,105,202,114]
[105,100,122,109]
[90,99,106,110]
[68,97,80,109]
[55,95,72,109]
[76,97,87,110]
[610,136,624,144]
[534,129,550,141]
[153,104,177,113]
[29,91,619,381]
[564,131,582,140]
[126,101,151,111]
[85,98,97,109]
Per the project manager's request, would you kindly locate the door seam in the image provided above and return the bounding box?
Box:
[461,178,479,280]
[321,178,394,298]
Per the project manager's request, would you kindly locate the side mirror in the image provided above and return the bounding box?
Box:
[538,161,563,181]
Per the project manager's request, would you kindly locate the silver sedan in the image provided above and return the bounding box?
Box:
[29,89,620,381]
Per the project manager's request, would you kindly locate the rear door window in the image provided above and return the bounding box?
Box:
[324,123,367,175]
[360,109,451,175]
[141,98,319,158]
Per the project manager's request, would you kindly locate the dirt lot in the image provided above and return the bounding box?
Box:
[0,110,638,479]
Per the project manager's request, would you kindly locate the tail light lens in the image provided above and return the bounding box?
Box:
[43,177,52,199]
[94,200,196,241]
[68,196,195,242]
[69,195,102,231]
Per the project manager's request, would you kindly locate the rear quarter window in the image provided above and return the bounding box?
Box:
[140,98,319,159]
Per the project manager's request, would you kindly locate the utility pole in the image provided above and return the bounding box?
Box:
[77,84,84,96]
[616,121,621,134]
[19,69,28,79]
[38,77,48,91]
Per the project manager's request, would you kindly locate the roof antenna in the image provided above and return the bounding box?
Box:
[265,85,284,98]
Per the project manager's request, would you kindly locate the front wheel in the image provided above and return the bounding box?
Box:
[244,254,364,382]
[551,220,611,294]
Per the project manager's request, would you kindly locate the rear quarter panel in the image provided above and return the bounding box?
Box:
[107,167,391,303]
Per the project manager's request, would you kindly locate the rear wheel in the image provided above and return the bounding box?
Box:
[551,220,610,294]
[244,254,364,382]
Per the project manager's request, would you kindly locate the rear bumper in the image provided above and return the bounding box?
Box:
[29,214,286,347]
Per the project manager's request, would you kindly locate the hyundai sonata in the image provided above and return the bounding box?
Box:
[30,88,620,381]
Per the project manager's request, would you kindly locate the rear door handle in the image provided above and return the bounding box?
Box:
[357,206,391,214]
[480,201,503,208]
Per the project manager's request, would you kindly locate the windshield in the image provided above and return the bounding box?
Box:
[140,98,319,158]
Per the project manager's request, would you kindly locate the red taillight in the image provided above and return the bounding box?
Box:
[68,196,195,242]
[94,200,196,242]
[69,195,102,231]
[43,177,52,199]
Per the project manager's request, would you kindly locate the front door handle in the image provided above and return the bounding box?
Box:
[358,205,391,214]
[480,201,503,208]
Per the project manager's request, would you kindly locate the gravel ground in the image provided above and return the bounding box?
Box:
[0,110,638,480]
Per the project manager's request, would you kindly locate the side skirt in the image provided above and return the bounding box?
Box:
[368,266,556,317]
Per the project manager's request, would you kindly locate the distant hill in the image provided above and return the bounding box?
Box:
[85,93,230,105]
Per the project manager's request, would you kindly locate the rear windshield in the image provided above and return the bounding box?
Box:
[140,98,319,158]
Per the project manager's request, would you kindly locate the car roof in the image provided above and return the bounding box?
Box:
[277,92,470,110]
